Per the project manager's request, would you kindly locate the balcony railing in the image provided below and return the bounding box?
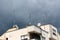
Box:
[31,39,40,40]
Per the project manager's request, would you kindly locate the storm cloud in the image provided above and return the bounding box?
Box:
[0,0,60,35]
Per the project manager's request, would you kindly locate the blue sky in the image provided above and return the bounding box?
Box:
[0,0,60,35]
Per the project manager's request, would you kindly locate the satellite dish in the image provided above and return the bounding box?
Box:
[13,25,19,29]
[37,23,41,26]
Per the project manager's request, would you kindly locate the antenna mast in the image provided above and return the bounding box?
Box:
[29,12,32,25]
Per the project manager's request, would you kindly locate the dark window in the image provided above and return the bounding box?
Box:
[52,29,56,36]
[53,32,56,36]
[29,33,40,40]
[6,38,8,40]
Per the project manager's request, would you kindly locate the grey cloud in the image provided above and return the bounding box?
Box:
[0,0,60,35]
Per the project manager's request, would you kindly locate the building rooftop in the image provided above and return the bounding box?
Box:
[6,25,19,32]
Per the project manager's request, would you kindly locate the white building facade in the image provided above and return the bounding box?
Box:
[40,24,58,40]
[0,25,49,40]
[0,24,59,40]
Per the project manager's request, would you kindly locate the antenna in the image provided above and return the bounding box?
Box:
[37,23,41,26]
[29,13,32,25]
[13,8,16,25]
[13,25,17,28]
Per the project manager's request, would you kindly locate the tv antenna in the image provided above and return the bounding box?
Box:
[28,12,32,25]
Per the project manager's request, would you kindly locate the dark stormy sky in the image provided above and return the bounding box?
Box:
[0,0,60,35]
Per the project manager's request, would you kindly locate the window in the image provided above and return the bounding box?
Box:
[21,35,28,40]
[6,38,8,40]
[52,29,56,36]
[53,32,56,36]
[53,29,56,32]
[29,33,40,40]
[42,37,46,40]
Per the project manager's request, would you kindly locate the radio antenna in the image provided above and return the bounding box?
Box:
[28,13,32,25]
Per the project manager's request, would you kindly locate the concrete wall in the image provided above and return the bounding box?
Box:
[4,25,41,40]
[40,24,58,40]
[42,30,49,40]
[0,25,59,40]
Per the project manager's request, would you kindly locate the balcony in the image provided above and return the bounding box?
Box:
[29,32,41,40]
[27,25,41,34]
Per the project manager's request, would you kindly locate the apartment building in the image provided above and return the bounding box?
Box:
[40,24,58,40]
[0,25,49,40]
[0,24,59,40]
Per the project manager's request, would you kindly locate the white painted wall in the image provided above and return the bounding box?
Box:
[40,24,58,40]
[0,25,58,40]
[4,25,41,40]
[42,30,49,40]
